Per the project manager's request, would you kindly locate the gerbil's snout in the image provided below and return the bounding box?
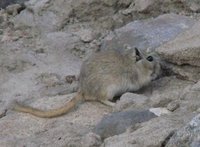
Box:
[151,63,161,80]
[150,55,161,81]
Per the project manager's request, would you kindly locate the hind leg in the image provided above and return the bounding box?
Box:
[98,85,118,107]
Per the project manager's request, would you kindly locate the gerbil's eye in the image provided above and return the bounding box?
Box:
[147,56,153,62]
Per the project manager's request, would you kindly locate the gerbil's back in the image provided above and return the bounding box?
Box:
[79,50,134,97]
[80,50,133,78]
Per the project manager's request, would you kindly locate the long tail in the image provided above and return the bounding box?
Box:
[12,94,82,118]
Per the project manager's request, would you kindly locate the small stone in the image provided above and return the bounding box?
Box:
[196,108,200,113]
[134,0,156,12]
[149,107,171,116]
[75,29,95,43]
[167,101,180,112]
[6,4,24,16]
[191,81,200,91]
[102,0,116,6]
[65,75,77,84]
[36,73,61,87]
[81,132,102,147]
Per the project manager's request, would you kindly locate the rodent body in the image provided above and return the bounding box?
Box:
[13,48,161,118]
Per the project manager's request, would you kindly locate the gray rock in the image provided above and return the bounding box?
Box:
[0,93,110,147]
[73,29,96,43]
[167,101,180,112]
[81,132,102,147]
[36,73,61,87]
[0,109,7,119]
[149,107,171,116]
[150,76,193,107]
[180,81,200,113]
[134,0,157,12]
[101,14,196,52]
[102,115,185,147]
[93,110,157,139]
[13,0,73,32]
[114,93,148,112]
[1,0,200,146]
[40,32,80,51]
[182,0,200,12]
[156,20,200,67]
[0,0,27,9]
[166,113,200,147]
[162,62,200,82]
[5,4,24,16]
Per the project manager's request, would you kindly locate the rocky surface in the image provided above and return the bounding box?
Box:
[0,0,28,9]
[166,114,200,147]
[102,113,194,147]
[101,14,196,52]
[0,0,200,147]
[93,110,157,139]
[156,19,200,67]
[114,93,149,112]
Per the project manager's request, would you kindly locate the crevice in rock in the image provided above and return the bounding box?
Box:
[161,130,175,147]
[0,109,7,119]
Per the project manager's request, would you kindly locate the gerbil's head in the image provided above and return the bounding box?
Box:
[134,48,161,81]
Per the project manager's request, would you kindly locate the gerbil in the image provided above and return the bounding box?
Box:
[13,48,161,118]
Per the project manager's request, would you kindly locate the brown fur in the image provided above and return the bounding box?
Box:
[13,48,161,118]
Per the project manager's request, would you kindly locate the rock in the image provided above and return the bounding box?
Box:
[191,80,200,91]
[166,114,200,147]
[114,93,148,112]
[101,0,116,7]
[65,75,77,84]
[0,0,28,9]
[13,0,72,32]
[134,0,157,12]
[0,93,110,147]
[1,57,33,73]
[180,81,200,113]
[117,0,132,7]
[73,29,96,43]
[149,107,171,116]
[36,73,61,87]
[101,14,196,52]
[182,0,200,12]
[150,76,194,107]
[167,101,180,112]
[39,82,78,97]
[0,109,7,119]
[162,62,200,82]
[156,20,200,67]
[102,115,184,147]
[1,0,200,146]
[40,32,80,51]
[6,4,25,16]
[93,110,157,139]
[12,9,36,29]
[12,0,133,33]
[81,132,102,147]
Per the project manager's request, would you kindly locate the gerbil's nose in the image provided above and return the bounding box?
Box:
[146,56,153,62]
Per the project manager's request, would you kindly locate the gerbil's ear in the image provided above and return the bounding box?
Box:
[134,47,142,61]
[123,45,142,61]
